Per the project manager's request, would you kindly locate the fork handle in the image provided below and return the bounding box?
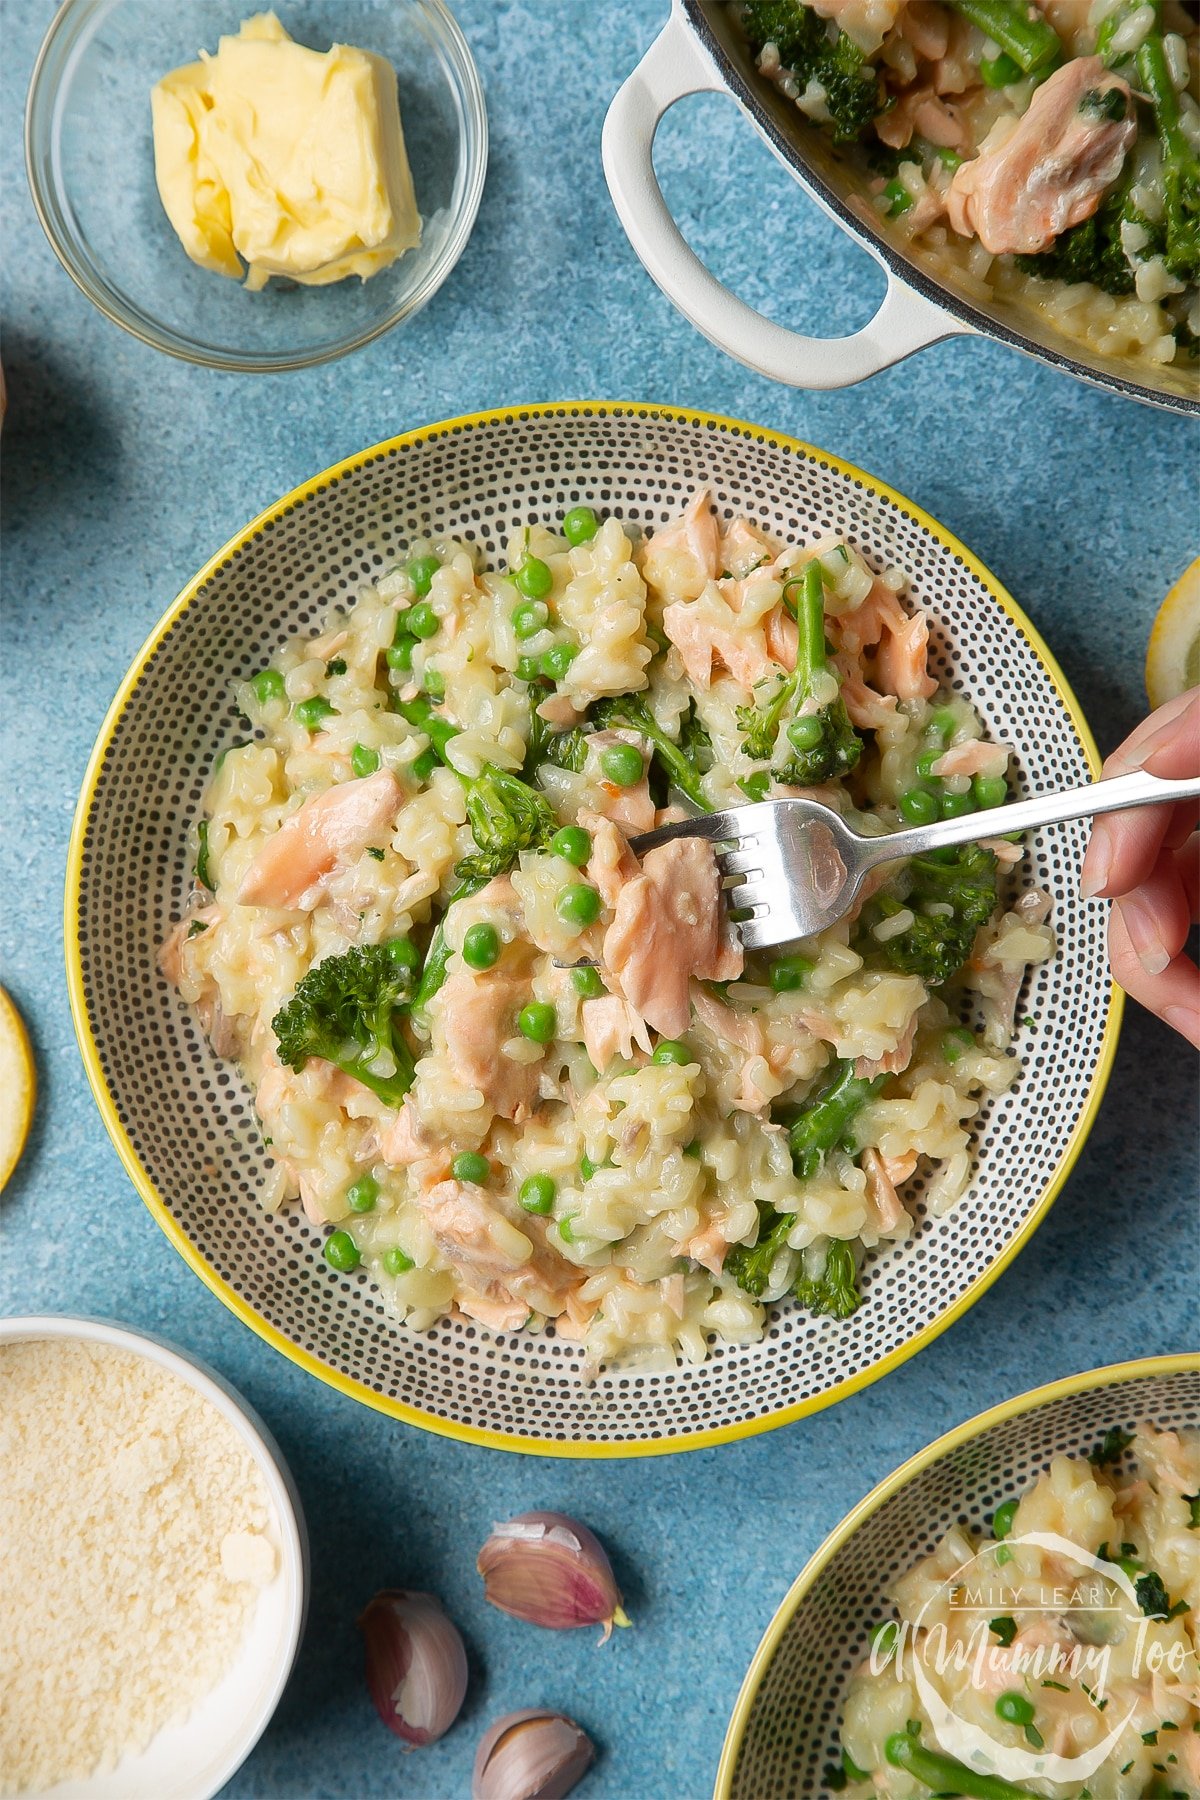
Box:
[859,768,1200,870]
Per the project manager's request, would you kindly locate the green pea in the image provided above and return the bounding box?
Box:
[651,1040,692,1066]
[934,145,963,170]
[407,601,439,640]
[558,1214,578,1243]
[939,790,975,819]
[995,1692,1035,1727]
[512,600,550,639]
[580,1155,598,1182]
[683,1139,703,1159]
[294,696,337,731]
[462,922,500,971]
[556,884,601,927]
[771,954,814,992]
[899,787,938,825]
[883,177,912,217]
[251,668,285,704]
[915,750,939,778]
[540,642,579,682]
[407,555,440,597]
[518,1001,557,1043]
[515,654,541,683]
[973,774,1008,810]
[452,1151,490,1185]
[980,50,1022,85]
[515,556,553,600]
[992,1499,1018,1539]
[599,743,644,786]
[941,1027,974,1064]
[387,637,415,672]
[411,746,438,782]
[786,714,825,751]
[324,1229,360,1273]
[382,1245,414,1275]
[519,1173,556,1215]
[387,937,420,975]
[351,743,381,777]
[423,669,446,702]
[928,705,958,743]
[347,1174,379,1213]
[550,825,592,867]
[739,771,771,801]
[871,1620,900,1657]
[563,506,599,545]
[571,965,606,998]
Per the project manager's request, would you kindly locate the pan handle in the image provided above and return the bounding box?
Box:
[602,4,974,388]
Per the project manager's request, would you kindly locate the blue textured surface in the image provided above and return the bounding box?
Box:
[1,4,1197,1798]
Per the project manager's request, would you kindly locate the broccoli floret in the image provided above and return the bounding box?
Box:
[393,693,557,879]
[788,1058,887,1178]
[723,1202,798,1296]
[1014,178,1145,295]
[273,943,417,1107]
[537,724,591,774]
[880,843,998,986]
[738,0,881,142]
[1137,33,1200,285]
[591,693,712,810]
[737,562,862,786]
[793,1239,861,1319]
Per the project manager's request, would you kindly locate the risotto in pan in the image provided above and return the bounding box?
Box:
[161,491,1055,1372]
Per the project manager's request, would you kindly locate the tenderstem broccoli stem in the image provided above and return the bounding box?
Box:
[795,560,826,682]
[884,1734,1038,1798]
[945,0,1061,71]
[412,875,491,1021]
[1138,31,1184,151]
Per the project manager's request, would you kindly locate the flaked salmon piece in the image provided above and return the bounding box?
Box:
[641,488,719,602]
[588,730,656,833]
[580,811,639,908]
[581,994,653,1071]
[380,1097,442,1169]
[421,1178,534,1278]
[899,1,949,62]
[855,1012,919,1081]
[832,581,935,702]
[552,1286,599,1343]
[833,656,899,731]
[437,961,542,1122]
[718,515,775,579]
[862,1147,910,1234]
[931,739,1009,780]
[1034,0,1097,54]
[237,769,402,909]
[457,1290,529,1333]
[603,837,743,1038]
[947,58,1136,255]
[661,600,779,694]
[689,985,768,1059]
[535,691,581,728]
[763,603,798,670]
[658,1272,687,1319]
[684,1220,730,1277]
[877,88,973,152]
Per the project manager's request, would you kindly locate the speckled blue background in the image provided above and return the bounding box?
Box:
[1,2,1197,1796]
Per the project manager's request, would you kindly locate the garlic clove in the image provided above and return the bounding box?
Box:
[476,1511,630,1642]
[357,1589,468,1748]
[472,1708,595,1800]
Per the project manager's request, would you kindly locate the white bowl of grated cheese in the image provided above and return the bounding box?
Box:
[0,1315,308,1800]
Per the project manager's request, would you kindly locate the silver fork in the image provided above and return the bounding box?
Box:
[628,769,1200,952]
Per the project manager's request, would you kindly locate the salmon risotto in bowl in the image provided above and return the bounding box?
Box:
[159,488,1057,1373]
[66,407,1118,1449]
[716,1356,1200,1799]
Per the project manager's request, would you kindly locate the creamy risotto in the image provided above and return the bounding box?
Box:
[161,490,1055,1372]
[832,1426,1200,1798]
[728,0,1200,370]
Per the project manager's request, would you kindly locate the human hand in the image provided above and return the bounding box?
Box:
[1081,688,1199,1048]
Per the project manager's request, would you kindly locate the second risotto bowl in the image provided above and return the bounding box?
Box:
[66,403,1119,1454]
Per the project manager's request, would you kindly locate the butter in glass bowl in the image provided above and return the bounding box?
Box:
[151,11,421,290]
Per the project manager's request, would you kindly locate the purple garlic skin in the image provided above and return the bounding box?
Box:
[477,1511,630,1642]
[472,1708,595,1800]
[357,1589,468,1747]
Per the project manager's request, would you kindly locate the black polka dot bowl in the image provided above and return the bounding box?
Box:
[65,403,1121,1455]
[716,1355,1200,1798]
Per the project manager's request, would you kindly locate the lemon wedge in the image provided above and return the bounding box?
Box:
[1146,556,1200,711]
[0,987,36,1189]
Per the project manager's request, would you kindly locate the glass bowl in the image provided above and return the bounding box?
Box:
[25,0,487,372]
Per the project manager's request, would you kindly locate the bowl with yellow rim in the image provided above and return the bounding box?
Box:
[715,1354,1200,1798]
[65,402,1121,1455]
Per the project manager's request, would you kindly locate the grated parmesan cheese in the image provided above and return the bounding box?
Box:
[0,1338,277,1793]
